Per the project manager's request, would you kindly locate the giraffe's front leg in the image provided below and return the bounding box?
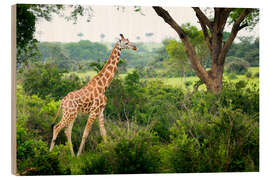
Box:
[98,107,107,143]
[77,109,98,157]
[65,119,76,157]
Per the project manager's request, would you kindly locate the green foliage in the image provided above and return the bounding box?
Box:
[105,70,144,121]
[89,58,127,75]
[17,139,70,175]
[219,81,259,116]
[16,87,70,175]
[227,37,259,67]
[184,80,193,87]
[166,106,258,172]
[156,24,209,78]
[246,71,253,78]
[135,66,159,78]
[37,41,157,71]
[16,70,259,174]
[166,23,209,68]
[20,62,83,100]
[64,40,108,61]
[16,85,62,144]
[228,9,259,31]
[228,73,238,80]
[79,122,160,174]
[254,72,259,78]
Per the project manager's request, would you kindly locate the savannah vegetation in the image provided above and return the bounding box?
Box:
[15,5,259,175]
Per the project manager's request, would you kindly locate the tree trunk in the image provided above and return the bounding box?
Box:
[153,7,252,94]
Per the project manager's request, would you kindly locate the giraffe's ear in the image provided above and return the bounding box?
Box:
[120,34,124,39]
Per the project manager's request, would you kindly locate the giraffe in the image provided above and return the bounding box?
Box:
[49,34,137,157]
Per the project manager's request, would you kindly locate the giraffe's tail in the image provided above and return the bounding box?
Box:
[51,104,61,131]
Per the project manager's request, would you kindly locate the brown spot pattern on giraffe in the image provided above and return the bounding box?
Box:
[107,65,114,72]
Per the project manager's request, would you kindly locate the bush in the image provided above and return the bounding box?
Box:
[105,70,145,121]
[184,80,192,87]
[254,72,259,78]
[166,105,259,173]
[220,81,259,115]
[134,80,184,142]
[20,62,83,100]
[246,71,252,78]
[17,139,71,175]
[79,121,160,174]
[228,73,238,80]
[16,93,70,175]
[16,85,64,144]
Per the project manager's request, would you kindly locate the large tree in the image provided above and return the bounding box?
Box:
[153,7,259,93]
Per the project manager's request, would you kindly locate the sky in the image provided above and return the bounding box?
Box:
[35,5,259,43]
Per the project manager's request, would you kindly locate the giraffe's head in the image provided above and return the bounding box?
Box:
[118,34,137,50]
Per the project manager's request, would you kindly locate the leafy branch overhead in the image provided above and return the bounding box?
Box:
[16,4,94,66]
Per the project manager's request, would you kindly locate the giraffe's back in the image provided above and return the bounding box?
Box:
[61,87,95,113]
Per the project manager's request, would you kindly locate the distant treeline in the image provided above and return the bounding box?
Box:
[37,36,259,74]
[37,40,158,71]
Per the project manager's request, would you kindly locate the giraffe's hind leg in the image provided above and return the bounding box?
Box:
[50,120,64,151]
[77,101,101,156]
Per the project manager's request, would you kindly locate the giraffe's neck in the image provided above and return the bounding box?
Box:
[93,42,122,88]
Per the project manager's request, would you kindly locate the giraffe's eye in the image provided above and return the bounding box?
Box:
[125,42,128,45]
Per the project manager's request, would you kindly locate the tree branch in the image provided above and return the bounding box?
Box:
[153,6,210,84]
[152,6,186,38]
[192,7,212,50]
[211,8,233,64]
[238,23,249,30]
[220,8,233,31]
[219,8,252,64]
[192,8,213,31]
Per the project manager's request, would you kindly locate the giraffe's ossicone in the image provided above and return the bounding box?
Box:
[49,34,137,157]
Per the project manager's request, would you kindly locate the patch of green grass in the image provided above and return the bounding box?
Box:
[248,67,259,74]
[67,67,259,91]
[68,71,97,79]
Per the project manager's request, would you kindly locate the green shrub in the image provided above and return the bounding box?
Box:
[16,86,65,144]
[79,152,113,174]
[184,80,192,87]
[16,94,70,175]
[17,139,71,175]
[246,71,252,78]
[166,105,259,173]
[79,121,160,174]
[228,73,238,80]
[20,62,83,100]
[106,70,145,121]
[254,72,259,78]
[220,81,259,115]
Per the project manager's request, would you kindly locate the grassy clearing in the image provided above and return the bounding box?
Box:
[69,70,97,79]
[68,67,259,91]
